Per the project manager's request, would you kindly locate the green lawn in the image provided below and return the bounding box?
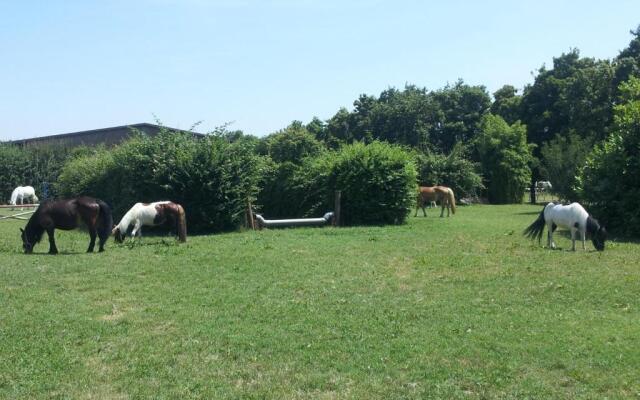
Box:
[1,204,638,399]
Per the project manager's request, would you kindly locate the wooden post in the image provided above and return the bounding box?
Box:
[246,199,256,230]
[333,190,341,227]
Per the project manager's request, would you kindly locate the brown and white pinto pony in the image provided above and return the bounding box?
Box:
[112,201,187,243]
[20,196,113,254]
[415,186,456,217]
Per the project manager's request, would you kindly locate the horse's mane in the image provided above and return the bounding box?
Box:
[24,204,46,243]
[586,215,601,235]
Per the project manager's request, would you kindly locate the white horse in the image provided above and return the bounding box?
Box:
[112,201,187,242]
[10,186,39,210]
[535,181,553,201]
[524,202,607,251]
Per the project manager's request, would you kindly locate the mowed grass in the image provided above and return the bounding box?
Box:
[0,204,638,399]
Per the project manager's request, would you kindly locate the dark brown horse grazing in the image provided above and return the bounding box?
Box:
[415,186,457,217]
[20,197,113,254]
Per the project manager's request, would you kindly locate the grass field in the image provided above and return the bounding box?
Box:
[1,204,638,399]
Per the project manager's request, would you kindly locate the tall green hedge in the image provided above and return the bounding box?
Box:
[57,129,263,233]
[414,144,484,198]
[330,142,417,225]
[285,141,417,225]
[0,144,72,202]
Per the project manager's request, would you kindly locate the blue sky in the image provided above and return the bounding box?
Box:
[1,1,639,140]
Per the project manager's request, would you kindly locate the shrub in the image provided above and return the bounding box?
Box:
[258,141,417,225]
[0,143,73,202]
[475,114,533,203]
[329,142,417,225]
[57,128,263,233]
[414,144,484,198]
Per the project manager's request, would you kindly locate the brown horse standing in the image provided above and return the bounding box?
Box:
[415,186,457,217]
[20,197,113,254]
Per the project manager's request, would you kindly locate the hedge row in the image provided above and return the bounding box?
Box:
[56,129,263,233]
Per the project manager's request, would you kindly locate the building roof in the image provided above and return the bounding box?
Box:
[7,123,204,147]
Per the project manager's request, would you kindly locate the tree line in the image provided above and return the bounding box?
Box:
[2,26,639,234]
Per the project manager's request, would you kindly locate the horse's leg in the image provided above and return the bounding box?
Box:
[87,226,97,253]
[570,227,577,251]
[581,228,586,250]
[46,228,58,254]
[547,223,555,249]
[131,220,143,240]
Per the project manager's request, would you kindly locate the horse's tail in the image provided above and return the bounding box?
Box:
[523,206,546,243]
[96,200,114,244]
[176,204,187,242]
[448,188,456,214]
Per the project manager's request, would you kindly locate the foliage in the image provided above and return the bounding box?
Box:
[323,81,490,153]
[0,143,73,202]
[263,121,325,164]
[258,141,416,225]
[520,50,614,153]
[475,114,533,204]
[255,159,301,219]
[255,122,326,218]
[414,144,484,198]
[613,25,640,89]
[57,128,263,233]
[491,85,522,125]
[540,132,594,201]
[327,142,417,225]
[577,77,640,235]
[430,80,492,153]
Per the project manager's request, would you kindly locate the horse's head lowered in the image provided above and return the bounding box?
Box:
[20,227,35,254]
[112,226,126,243]
[587,216,607,251]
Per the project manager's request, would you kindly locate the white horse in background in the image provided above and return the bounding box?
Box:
[112,201,187,243]
[10,186,39,210]
[535,181,553,201]
[524,202,607,251]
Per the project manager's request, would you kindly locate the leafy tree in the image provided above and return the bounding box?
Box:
[475,114,533,203]
[521,49,614,150]
[614,25,640,89]
[540,132,594,201]
[577,77,640,235]
[491,85,522,125]
[520,49,615,202]
[265,121,324,164]
[431,80,491,153]
[323,81,490,153]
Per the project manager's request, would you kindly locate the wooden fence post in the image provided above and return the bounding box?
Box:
[246,199,256,230]
[333,190,341,227]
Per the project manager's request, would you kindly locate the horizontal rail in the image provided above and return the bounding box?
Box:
[255,212,334,228]
[0,204,38,208]
[0,210,35,220]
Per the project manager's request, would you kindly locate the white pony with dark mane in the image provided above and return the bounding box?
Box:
[524,202,607,251]
[112,201,187,243]
[10,186,39,210]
